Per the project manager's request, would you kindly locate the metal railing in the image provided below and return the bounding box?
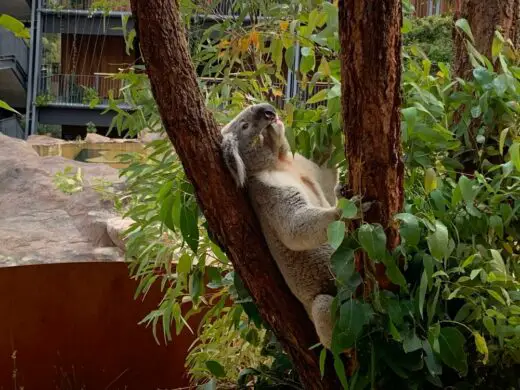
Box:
[42,0,236,13]
[195,0,237,16]
[38,73,124,105]
[199,77,332,110]
[36,73,331,109]
[42,0,131,11]
[0,28,29,76]
[296,81,332,110]
[42,0,241,15]
[0,117,25,139]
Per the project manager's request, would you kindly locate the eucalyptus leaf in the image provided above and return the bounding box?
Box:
[327,221,345,250]
[427,221,449,261]
[358,224,387,260]
[438,327,468,375]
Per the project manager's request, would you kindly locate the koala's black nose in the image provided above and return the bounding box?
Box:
[255,103,277,121]
[263,107,276,120]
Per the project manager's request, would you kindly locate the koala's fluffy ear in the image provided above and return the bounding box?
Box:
[221,133,246,188]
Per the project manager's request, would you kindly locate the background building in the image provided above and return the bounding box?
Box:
[0,0,136,140]
[0,0,457,140]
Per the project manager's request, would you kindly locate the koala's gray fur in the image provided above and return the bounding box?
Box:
[220,103,341,349]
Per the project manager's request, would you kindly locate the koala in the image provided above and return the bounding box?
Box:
[220,103,341,350]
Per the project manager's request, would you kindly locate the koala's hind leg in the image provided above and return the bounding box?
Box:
[311,294,334,349]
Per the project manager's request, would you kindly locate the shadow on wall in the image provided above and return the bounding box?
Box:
[0,262,201,390]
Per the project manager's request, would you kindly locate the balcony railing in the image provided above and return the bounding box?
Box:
[37,73,332,111]
[42,0,238,15]
[195,0,237,16]
[199,77,332,110]
[42,0,130,12]
[0,28,29,78]
[39,73,124,106]
[0,117,25,139]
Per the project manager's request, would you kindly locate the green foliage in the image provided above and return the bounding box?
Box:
[35,94,55,107]
[324,21,520,389]
[53,166,84,194]
[82,87,101,108]
[0,14,28,115]
[37,124,62,138]
[0,100,20,115]
[86,121,97,134]
[403,15,453,68]
[42,34,61,65]
[0,14,30,39]
[104,2,520,389]
[185,305,274,386]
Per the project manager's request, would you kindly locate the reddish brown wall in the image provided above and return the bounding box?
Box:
[59,34,134,99]
[61,34,135,75]
[0,262,201,390]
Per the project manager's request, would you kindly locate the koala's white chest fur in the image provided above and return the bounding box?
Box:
[261,154,332,208]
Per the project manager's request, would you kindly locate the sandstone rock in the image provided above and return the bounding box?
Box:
[0,133,126,267]
[27,134,67,145]
[138,128,166,144]
[84,133,111,143]
[106,216,135,251]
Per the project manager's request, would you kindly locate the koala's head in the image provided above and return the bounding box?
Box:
[221,103,290,187]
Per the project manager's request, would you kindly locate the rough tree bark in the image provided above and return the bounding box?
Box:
[453,0,520,79]
[129,0,339,388]
[338,1,404,292]
[452,0,520,173]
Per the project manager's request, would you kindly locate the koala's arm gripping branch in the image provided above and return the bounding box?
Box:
[263,189,339,251]
[285,207,339,251]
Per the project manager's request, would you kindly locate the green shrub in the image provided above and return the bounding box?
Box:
[404,15,453,68]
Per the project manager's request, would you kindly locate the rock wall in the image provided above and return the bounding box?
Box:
[0,134,132,266]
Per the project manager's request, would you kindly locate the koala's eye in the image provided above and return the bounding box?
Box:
[241,122,249,130]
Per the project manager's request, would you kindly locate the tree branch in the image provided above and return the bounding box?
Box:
[129,0,339,388]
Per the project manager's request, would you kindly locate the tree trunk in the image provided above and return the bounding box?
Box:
[453,0,520,79]
[452,0,520,173]
[338,1,404,292]
[129,0,339,388]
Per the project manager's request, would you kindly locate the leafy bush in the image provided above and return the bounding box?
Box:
[104,1,520,389]
[325,21,520,390]
[403,15,454,68]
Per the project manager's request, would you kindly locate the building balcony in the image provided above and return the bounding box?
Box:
[39,73,123,105]
[0,0,32,21]
[37,73,130,127]
[42,0,130,12]
[42,0,236,15]
[0,28,29,110]
[41,0,133,36]
[0,116,25,139]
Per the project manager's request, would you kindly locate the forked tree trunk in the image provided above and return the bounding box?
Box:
[338,1,404,292]
[129,0,339,388]
[453,0,520,79]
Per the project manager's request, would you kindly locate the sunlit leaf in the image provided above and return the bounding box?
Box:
[327,221,345,250]
[0,14,30,38]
